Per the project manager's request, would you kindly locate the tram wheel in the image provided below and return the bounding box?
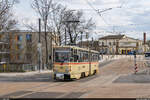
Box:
[81,72,85,78]
[93,70,97,75]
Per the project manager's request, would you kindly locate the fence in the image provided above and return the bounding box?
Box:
[0,64,38,72]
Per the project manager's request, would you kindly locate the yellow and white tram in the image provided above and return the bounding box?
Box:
[53,46,100,80]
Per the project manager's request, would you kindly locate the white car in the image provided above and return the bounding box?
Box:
[145,52,150,67]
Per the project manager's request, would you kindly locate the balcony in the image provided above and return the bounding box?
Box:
[0,42,10,54]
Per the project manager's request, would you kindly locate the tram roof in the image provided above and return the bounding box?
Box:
[54,46,99,53]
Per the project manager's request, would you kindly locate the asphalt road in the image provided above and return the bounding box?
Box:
[0,58,150,98]
[0,61,116,98]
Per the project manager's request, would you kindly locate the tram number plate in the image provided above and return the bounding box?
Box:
[56,74,64,79]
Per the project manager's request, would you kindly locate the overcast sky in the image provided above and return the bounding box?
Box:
[14,0,150,40]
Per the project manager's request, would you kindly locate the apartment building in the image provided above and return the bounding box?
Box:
[0,32,10,66]
[1,30,59,69]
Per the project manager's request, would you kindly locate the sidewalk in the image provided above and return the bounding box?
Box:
[0,70,52,77]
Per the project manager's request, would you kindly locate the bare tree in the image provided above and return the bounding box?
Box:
[47,4,95,45]
[0,0,18,31]
[48,4,67,45]
[62,10,95,45]
[32,0,56,66]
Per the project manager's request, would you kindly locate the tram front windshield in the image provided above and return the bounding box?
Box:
[55,50,71,63]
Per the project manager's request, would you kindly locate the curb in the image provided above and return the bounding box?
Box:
[0,70,53,77]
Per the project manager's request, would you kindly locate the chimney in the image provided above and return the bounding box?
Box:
[144,32,146,45]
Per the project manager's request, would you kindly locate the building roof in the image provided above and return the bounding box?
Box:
[99,34,143,42]
[99,35,125,40]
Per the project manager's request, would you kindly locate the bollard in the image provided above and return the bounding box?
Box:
[133,51,137,74]
[135,64,138,74]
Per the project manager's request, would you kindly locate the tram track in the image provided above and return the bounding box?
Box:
[1,81,69,98]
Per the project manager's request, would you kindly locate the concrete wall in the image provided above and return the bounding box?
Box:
[99,55,144,62]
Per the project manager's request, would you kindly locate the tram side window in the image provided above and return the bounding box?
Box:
[78,51,89,62]
[93,54,96,61]
[97,54,99,61]
[93,54,95,62]
[92,54,99,62]
[84,53,89,62]
[83,53,86,62]
[79,51,83,62]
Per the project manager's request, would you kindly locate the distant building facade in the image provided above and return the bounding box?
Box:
[99,35,149,54]
[78,34,149,55]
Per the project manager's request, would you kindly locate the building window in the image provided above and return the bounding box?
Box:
[109,42,111,46]
[26,34,32,42]
[16,44,23,50]
[102,42,104,46]
[0,44,2,50]
[17,35,22,41]
[113,42,116,45]
[16,54,21,60]
[26,54,32,61]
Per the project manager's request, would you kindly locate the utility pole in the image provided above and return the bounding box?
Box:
[102,42,104,59]
[38,18,42,73]
[92,37,94,49]
[81,31,83,47]
[65,27,67,45]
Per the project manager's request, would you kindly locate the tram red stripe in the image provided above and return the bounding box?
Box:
[54,62,99,65]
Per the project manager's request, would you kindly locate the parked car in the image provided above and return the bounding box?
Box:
[145,52,150,67]
[128,51,136,55]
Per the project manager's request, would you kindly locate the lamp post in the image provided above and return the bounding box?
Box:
[80,31,83,47]
[38,18,42,73]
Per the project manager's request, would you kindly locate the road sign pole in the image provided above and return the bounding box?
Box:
[134,51,138,74]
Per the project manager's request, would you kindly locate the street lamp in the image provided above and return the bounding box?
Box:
[38,18,42,73]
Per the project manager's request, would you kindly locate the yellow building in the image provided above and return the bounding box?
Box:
[99,35,149,55]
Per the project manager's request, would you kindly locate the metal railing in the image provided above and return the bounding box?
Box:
[0,64,38,72]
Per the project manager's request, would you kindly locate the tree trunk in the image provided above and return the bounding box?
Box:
[68,27,73,44]
[44,22,48,68]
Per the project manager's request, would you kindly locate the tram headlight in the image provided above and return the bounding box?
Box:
[65,67,70,73]
[53,68,57,72]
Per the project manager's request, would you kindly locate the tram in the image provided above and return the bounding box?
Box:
[53,46,100,80]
